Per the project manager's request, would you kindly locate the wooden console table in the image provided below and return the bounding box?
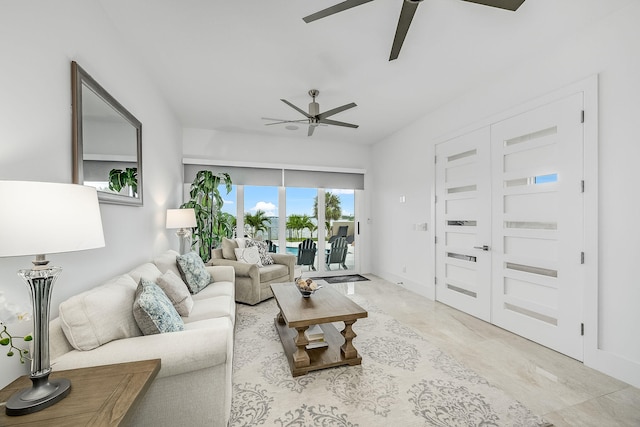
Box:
[0,359,160,426]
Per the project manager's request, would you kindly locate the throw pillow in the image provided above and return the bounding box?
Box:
[58,274,141,351]
[176,252,211,294]
[221,238,239,260]
[246,239,274,266]
[133,279,184,335]
[234,246,263,266]
[156,270,194,316]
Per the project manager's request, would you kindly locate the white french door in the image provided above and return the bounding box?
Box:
[435,127,492,322]
[435,93,585,360]
[490,93,584,360]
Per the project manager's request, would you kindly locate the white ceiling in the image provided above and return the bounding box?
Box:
[98,0,630,146]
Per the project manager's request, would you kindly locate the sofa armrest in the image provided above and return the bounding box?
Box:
[51,318,232,379]
[209,258,259,280]
[206,265,235,284]
[271,253,296,281]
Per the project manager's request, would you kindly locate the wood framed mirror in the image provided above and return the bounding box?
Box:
[72,61,143,206]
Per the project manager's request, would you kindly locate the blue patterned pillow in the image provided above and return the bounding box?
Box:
[245,239,274,266]
[176,252,211,294]
[133,279,184,335]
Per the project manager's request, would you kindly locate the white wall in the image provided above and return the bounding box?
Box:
[0,1,183,388]
[183,128,373,274]
[371,1,640,387]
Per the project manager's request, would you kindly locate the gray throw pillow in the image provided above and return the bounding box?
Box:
[176,252,211,294]
[133,279,184,335]
[156,270,194,316]
[221,238,239,260]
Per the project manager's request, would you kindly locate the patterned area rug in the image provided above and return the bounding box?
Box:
[230,289,552,427]
[310,274,370,284]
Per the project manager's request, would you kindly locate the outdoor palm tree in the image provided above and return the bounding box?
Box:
[313,191,342,235]
[287,214,316,239]
[244,209,270,238]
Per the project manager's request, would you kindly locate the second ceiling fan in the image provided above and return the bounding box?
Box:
[264,89,358,136]
[303,0,526,61]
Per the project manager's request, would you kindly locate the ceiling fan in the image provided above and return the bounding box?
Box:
[303,0,526,61]
[263,89,358,136]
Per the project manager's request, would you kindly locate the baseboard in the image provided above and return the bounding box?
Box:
[375,271,434,300]
[585,348,640,389]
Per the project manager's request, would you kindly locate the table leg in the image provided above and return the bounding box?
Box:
[277,310,285,325]
[341,319,358,359]
[293,326,310,368]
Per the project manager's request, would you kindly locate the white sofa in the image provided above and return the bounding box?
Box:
[48,250,235,427]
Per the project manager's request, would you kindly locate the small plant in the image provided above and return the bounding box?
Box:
[0,291,32,364]
[0,323,32,364]
[108,167,138,196]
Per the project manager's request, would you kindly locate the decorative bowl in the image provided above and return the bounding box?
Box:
[295,278,322,298]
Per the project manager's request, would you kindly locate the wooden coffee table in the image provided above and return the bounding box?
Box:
[270,282,367,377]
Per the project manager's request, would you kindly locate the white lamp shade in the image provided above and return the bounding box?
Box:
[166,208,196,229]
[0,181,105,257]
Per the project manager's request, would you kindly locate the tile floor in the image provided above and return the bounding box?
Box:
[345,274,640,427]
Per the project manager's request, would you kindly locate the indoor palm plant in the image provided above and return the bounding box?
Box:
[108,167,138,197]
[181,170,232,262]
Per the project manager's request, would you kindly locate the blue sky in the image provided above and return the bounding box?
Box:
[220,185,354,218]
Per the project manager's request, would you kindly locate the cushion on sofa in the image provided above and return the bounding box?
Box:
[128,262,163,284]
[234,246,262,266]
[257,263,290,282]
[176,252,211,294]
[58,274,142,351]
[153,249,183,278]
[133,279,185,335]
[157,270,194,316]
[221,238,239,260]
[183,295,235,325]
[191,280,235,300]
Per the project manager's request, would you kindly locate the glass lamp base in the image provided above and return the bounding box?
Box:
[5,376,71,416]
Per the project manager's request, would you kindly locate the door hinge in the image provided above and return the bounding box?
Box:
[581,323,584,336]
[434,277,438,285]
[435,236,438,244]
[581,110,585,123]
[434,155,437,164]
[581,180,585,193]
[580,252,585,264]
[434,195,438,204]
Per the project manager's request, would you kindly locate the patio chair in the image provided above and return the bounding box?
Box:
[297,238,317,271]
[265,239,277,253]
[328,225,349,244]
[325,236,348,270]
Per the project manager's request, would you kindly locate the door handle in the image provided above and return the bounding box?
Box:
[473,245,490,251]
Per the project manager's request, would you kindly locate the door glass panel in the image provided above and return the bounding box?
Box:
[286,187,318,270]
[324,189,355,272]
[244,186,278,242]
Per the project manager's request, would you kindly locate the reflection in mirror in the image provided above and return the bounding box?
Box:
[72,61,143,206]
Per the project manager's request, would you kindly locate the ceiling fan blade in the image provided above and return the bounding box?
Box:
[281,99,312,118]
[317,102,357,120]
[389,0,420,61]
[319,118,359,129]
[303,0,374,23]
[308,124,316,137]
[460,0,525,12]
[262,117,308,125]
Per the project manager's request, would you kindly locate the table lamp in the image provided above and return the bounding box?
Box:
[0,181,105,416]
[166,208,196,255]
